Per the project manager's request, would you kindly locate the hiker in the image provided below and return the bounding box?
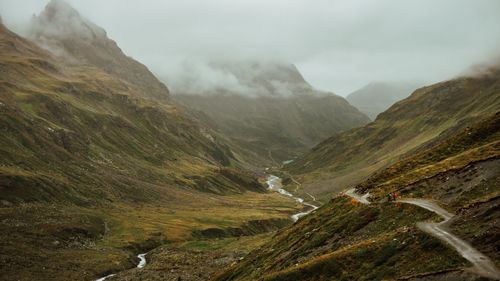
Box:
[393,193,397,201]
[387,193,392,202]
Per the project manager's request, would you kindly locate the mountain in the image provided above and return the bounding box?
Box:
[346,81,422,120]
[27,0,170,101]
[284,70,500,201]
[0,5,301,280]
[214,110,500,281]
[172,61,371,163]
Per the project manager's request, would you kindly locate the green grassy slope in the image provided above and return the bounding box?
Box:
[0,20,301,280]
[286,71,500,201]
[356,111,500,201]
[214,111,500,281]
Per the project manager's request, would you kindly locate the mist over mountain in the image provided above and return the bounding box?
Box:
[26,0,170,100]
[160,59,314,98]
[3,0,500,96]
[171,60,370,162]
[0,2,302,279]
[1,0,500,280]
[346,81,423,120]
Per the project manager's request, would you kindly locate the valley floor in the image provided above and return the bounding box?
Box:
[0,188,303,281]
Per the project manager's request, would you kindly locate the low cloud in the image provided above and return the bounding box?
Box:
[1,0,500,96]
[156,58,312,97]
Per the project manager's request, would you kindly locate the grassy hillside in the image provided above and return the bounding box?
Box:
[0,19,302,280]
[285,70,500,201]
[214,111,500,281]
[175,92,370,164]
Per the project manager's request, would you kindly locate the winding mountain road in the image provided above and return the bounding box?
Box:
[345,188,371,204]
[344,189,500,280]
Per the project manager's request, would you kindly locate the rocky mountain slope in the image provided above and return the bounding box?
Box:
[214,110,500,281]
[172,61,370,163]
[0,5,301,280]
[346,81,422,120]
[285,69,500,201]
[27,0,170,101]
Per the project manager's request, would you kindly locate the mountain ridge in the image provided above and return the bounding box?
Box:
[284,69,500,201]
[346,81,422,120]
[0,11,301,280]
[27,0,170,101]
[172,61,370,163]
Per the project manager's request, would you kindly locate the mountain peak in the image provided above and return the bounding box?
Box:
[166,59,321,98]
[31,0,106,43]
[27,0,170,100]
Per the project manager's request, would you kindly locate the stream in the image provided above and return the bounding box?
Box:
[266,175,318,221]
[95,253,146,281]
[95,175,315,280]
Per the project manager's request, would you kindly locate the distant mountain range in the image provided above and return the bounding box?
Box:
[171,61,370,163]
[346,81,422,120]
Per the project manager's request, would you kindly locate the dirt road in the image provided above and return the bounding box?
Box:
[344,190,500,280]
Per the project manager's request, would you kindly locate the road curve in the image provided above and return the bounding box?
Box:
[398,199,500,280]
[345,188,371,204]
[344,190,500,280]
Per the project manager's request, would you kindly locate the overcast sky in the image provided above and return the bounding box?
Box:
[1,0,500,96]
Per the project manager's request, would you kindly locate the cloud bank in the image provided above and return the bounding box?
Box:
[1,0,500,96]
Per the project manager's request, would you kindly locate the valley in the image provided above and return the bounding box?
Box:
[0,2,305,279]
[0,1,499,280]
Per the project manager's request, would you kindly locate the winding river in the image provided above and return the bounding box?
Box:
[95,175,315,280]
[95,253,146,281]
[266,175,318,221]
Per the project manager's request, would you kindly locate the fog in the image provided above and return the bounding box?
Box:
[1,0,500,96]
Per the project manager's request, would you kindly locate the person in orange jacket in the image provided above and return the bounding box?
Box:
[393,193,397,201]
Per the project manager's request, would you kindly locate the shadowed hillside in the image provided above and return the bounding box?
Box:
[0,12,301,280]
[173,61,370,163]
